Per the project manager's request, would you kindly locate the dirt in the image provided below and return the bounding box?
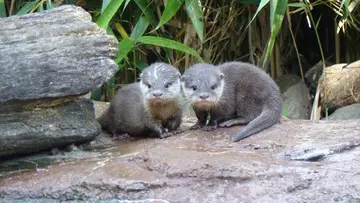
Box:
[1,117,360,203]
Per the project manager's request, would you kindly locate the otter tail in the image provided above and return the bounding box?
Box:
[232,101,282,142]
[96,109,109,130]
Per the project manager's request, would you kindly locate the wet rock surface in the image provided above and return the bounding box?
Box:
[1,118,360,202]
[0,99,101,158]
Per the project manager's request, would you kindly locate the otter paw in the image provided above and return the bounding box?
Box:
[112,133,130,141]
[159,129,183,139]
[189,123,204,130]
[203,125,217,131]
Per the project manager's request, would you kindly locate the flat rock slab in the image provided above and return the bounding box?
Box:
[0,5,118,102]
[1,119,360,202]
[0,99,101,157]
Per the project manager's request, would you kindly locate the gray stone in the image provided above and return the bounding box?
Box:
[276,74,310,119]
[0,99,101,158]
[0,5,118,103]
[326,103,360,120]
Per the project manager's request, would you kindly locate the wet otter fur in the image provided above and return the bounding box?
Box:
[180,61,282,142]
[97,62,183,139]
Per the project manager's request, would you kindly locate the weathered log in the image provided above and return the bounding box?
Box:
[318,60,360,110]
[0,99,101,158]
[0,5,118,103]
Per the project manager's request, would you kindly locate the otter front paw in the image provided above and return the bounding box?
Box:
[203,125,217,131]
[189,121,206,130]
[159,129,184,139]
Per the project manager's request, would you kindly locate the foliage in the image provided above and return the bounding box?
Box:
[1,0,360,118]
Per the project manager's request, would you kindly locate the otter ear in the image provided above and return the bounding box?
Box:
[140,72,143,78]
[180,75,186,82]
[220,73,224,80]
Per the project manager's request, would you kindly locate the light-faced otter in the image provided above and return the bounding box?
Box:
[98,62,183,139]
[180,61,282,142]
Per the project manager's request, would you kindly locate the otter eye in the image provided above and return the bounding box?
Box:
[211,85,217,90]
[190,85,197,91]
[147,84,151,88]
[165,82,172,88]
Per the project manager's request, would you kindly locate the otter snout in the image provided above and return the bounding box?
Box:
[152,90,163,98]
[199,93,210,100]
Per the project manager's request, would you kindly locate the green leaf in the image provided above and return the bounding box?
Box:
[156,0,185,30]
[282,104,289,117]
[115,38,135,64]
[16,0,39,15]
[130,16,149,41]
[339,0,350,19]
[121,0,131,15]
[287,2,305,7]
[261,0,288,69]
[138,36,205,62]
[246,0,270,29]
[133,0,157,25]
[185,0,204,42]
[0,0,7,18]
[37,2,44,12]
[96,0,125,29]
[101,0,112,14]
[46,0,55,10]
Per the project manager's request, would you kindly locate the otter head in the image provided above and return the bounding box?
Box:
[180,63,225,111]
[139,62,182,105]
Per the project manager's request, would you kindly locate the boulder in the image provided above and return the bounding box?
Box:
[0,5,118,158]
[325,103,360,120]
[276,74,310,119]
[0,99,101,158]
[1,118,360,202]
[0,5,118,103]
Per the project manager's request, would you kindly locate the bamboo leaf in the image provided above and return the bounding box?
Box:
[115,38,135,64]
[246,0,270,29]
[0,0,7,17]
[46,0,55,10]
[121,0,131,14]
[133,0,157,25]
[101,0,112,14]
[130,16,149,41]
[16,0,39,15]
[185,0,204,42]
[138,36,205,62]
[156,0,185,30]
[261,0,288,69]
[339,0,350,19]
[96,0,125,29]
[37,2,44,12]
[287,2,305,8]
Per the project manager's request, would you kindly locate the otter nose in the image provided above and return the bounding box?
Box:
[199,94,209,100]
[152,90,163,97]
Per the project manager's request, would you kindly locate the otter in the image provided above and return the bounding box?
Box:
[180,61,282,142]
[98,62,184,139]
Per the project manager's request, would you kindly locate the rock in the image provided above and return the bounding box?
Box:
[0,5,118,103]
[325,103,360,120]
[0,99,101,158]
[1,118,360,202]
[276,74,310,119]
[92,100,110,119]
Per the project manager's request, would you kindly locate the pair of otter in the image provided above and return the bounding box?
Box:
[98,61,282,142]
